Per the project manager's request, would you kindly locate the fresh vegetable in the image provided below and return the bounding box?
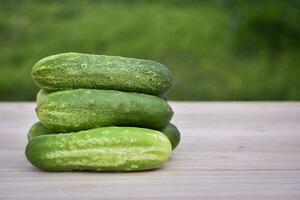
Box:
[27,122,53,141]
[32,52,172,95]
[160,123,181,150]
[36,89,173,132]
[27,122,181,149]
[25,127,172,172]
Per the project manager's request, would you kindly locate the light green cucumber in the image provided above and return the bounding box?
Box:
[27,122,181,149]
[36,89,47,107]
[25,127,172,172]
[36,89,173,132]
[31,52,172,95]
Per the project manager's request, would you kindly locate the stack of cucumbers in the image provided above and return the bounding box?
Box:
[25,52,181,172]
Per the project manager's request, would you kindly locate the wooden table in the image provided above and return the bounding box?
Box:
[0,102,300,199]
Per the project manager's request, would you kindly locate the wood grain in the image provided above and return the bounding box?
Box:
[0,102,300,199]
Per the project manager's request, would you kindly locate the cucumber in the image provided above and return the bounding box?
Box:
[36,89,173,132]
[31,52,172,95]
[25,127,172,172]
[27,122,53,141]
[36,89,47,107]
[27,122,181,149]
[160,123,181,150]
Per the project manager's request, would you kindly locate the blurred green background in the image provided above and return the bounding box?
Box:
[1,0,300,101]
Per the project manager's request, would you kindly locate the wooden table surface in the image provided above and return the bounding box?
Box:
[0,102,300,200]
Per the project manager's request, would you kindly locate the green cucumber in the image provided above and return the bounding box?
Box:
[160,123,181,150]
[27,122,53,141]
[27,122,181,149]
[36,89,173,132]
[31,52,172,95]
[36,89,47,107]
[25,127,172,172]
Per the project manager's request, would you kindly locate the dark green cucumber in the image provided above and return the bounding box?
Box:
[31,52,172,95]
[27,122,181,149]
[25,127,172,172]
[36,89,173,132]
[160,123,181,150]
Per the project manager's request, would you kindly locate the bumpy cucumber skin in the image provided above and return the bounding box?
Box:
[31,52,172,96]
[25,127,172,172]
[28,122,180,150]
[160,123,181,150]
[36,89,173,132]
[27,122,53,141]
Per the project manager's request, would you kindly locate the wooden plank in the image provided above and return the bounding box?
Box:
[1,170,300,199]
[0,102,300,199]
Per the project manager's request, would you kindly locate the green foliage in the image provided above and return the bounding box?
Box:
[0,0,299,100]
